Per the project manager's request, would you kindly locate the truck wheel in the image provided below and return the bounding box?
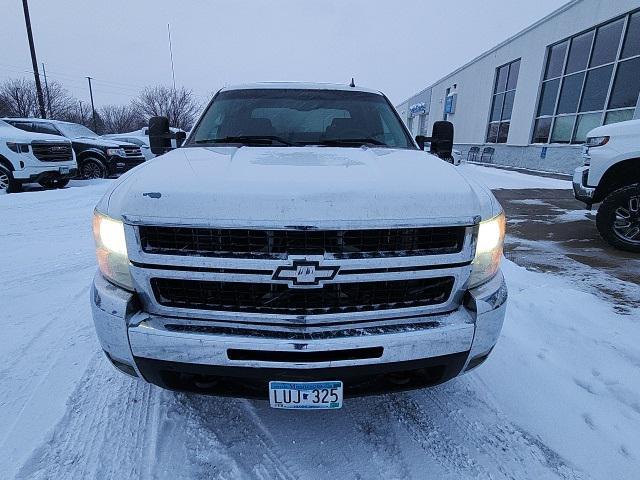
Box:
[0,165,21,194]
[80,158,107,179]
[39,178,70,189]
[596,184,640,252]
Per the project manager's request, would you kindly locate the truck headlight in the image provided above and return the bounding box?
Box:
[6,142,30,153]
[92,211,134,291]
[106,148,126,157]
[585,136,609,148]
[469,212,506,288]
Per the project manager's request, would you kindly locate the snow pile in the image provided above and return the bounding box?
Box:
[459,163,571,190]
[479,259,640,479]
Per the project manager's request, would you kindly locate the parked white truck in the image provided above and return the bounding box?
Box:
[0,119,77,193]
[573,118,640,252]
[91,83,507,409]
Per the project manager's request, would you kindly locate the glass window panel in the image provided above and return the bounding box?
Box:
[557,72,585,114]
[609,57,640,109]
[621,11,640,59]
[605,109,635,125]
[497,122,510,143]
[579,64,614,112]
[551,115,576,143]
[495,65,509,93]
[566,31,594,74]
[486,122,499,143]
[545,41,568,79]
[590,19,624,67]
[532,117,552,143]
[573,113,602,143]
[502,91,516,120]
[491,93,505,121]
[507,60,520,91]
[537,79,560,116]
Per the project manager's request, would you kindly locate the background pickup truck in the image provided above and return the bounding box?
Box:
[90,82,507,410]
[573,118,640,252]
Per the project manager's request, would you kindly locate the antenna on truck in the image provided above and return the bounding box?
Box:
[349,78,355,88]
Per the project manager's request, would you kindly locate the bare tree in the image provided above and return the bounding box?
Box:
[133,86,200,130]
[99,104,145,134]
[0,77,76,119]
[0,78,38,117]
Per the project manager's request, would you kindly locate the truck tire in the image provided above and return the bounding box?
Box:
[80,158,107,179]
[0,164,21,194]
[596,183,640,252]
[39,178,70,189]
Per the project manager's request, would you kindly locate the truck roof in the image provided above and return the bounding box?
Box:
[219,82,383,95]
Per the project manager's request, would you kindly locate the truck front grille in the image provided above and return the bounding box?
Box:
[139,226,466,259]
[121,145,143,158]
[151,277,454,315]
[31,142,73,162]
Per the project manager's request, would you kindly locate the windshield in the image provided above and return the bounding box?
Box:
[189,89,415,149]
[56,122,98,138]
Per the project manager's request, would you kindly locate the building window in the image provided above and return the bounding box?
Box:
[532,10,640,144]
[486,59,520,143]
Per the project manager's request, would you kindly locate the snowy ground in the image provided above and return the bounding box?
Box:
[1,168,639,480]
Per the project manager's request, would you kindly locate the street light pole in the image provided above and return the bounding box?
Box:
[86,76,97,132]
[42,63,52,116]
[21,0,46,118]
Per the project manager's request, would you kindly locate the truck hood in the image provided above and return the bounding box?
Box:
[72,136,135,148]
[102,146,500,227]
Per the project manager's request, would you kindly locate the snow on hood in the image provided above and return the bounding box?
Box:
[101,146,501,228]
[73,136,135,147]
[0,122,71,144]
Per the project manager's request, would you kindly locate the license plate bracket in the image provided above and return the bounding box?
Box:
[269,381,343,409]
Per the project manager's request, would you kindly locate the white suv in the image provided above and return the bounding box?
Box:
[0,119,77,193]
[573,118,640,252]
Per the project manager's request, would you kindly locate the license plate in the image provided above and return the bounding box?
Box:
[59,166,69,174]
[269,381,343,409]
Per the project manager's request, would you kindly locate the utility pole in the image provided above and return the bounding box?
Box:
[167,23,176,90]
[86,76,97,132]
[21,0,46,118]
[42,63,52,116]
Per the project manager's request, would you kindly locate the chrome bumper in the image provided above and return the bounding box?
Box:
[573,166,595,204]
[91,270,507,387]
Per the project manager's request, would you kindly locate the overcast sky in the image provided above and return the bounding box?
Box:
[1,0,568,108]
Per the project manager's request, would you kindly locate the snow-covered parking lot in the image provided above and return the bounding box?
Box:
[1,165,639,479]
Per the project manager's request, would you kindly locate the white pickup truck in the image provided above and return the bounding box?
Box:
[573,118,640,252]
[90,83,507,409]
[0,119,77,193]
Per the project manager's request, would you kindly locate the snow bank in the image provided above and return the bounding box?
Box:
[478,259,640,479]
[459,163,572,190]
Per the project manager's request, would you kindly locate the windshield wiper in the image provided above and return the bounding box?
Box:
[316,138,386,147]
[195,135,298,146]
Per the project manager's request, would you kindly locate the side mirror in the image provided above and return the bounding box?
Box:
[149,116,171,155]
[430,121,454,160]
[415,135,428,151]
[175,131,187,147]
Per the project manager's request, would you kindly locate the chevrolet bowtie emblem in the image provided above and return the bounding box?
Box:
[272,260,339,288]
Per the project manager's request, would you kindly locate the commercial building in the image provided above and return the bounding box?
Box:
[396,0,640,173]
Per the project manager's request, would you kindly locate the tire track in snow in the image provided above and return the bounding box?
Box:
[389,378,591,480]
[178,396,301,480]
[345,397,415,479]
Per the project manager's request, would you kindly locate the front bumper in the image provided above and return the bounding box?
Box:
[91,271,507,398]
[107,156,145,175]
[13,164,78,182]
[573,166,595,205]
